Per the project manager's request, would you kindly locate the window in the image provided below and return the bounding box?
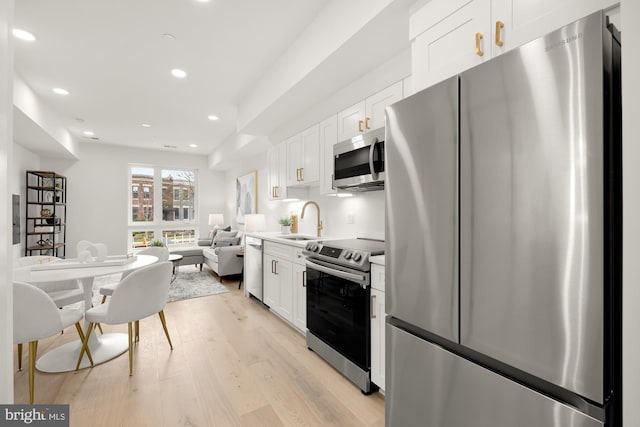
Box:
[162,169,195,221]
[131,167,154,222]
[128,165,198,250]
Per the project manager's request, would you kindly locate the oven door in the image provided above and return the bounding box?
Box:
[305,258,371,370]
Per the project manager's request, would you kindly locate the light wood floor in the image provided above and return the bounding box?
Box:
[13,268,385,427]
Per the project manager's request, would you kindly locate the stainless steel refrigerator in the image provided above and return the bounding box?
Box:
[385,10,621,427]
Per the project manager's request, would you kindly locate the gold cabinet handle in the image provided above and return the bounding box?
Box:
[365,117,371,130]
[475,32,484,56]
[495,21,504,47]
[358,120,364,132]
[300,167,304,181]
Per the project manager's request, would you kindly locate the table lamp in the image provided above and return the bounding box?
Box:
[208,213,224,229]
[244,214,266,232]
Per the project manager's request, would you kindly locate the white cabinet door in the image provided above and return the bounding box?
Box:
[263,253,279,308]
[300,124,319,184]
[364,81,403,131]
[274,257,293,322]
[337,100,366,142]
[411,0,490,93]
[267,142,288,200]
[492,0,616,57]
[319,115,338,195]
[286,133,302,187]
[293,261,306,333]
[337,83,404,141]
[371,288,386,392]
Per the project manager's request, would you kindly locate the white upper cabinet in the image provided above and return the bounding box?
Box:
[337,81,403,142]
[319,115,338,196]
[287,124,320,187]
[267,141,289,200]
[411,0,618,92]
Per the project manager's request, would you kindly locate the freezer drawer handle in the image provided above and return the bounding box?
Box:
[495,21,504,47]
[475,32,484,56]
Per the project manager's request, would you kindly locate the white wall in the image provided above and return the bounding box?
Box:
[0,0,14,404]
[41,144,226,256]
[622,0,640,424]
[224,152,385,239]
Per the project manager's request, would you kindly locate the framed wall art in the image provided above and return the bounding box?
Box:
[236,170,257,224]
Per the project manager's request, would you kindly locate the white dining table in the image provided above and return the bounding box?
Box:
[13,254,158,373]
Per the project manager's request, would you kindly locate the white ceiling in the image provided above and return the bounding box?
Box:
[12,0,332,155]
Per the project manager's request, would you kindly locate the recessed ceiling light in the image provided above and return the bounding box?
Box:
[83,131,95,136]
[52,88,69,95]
[171,69,187,78]
[163,33,176,40]
[12,29,36,41]
[189,144,198,148]
[207,115,219,121]
[141,123,151,128]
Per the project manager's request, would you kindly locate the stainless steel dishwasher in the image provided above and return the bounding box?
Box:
[244,236,263,301]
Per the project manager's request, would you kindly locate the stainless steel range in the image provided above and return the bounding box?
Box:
[303,238,384,394]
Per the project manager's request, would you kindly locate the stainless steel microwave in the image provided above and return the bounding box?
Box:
[333,127,385,191]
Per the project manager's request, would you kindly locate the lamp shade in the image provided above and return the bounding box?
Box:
[208,213,224,226]
[244,214,266,232]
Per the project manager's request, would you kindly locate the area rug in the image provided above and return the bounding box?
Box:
[90,268,229,305]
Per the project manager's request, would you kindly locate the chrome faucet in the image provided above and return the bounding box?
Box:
[301,201,323,237]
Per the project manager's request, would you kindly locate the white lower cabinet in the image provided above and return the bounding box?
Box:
[370,263,386,392]
[263,241,306,334]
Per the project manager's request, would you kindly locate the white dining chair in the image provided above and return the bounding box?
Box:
[76,261,173,375]
[14,256,85,308]
[13,281,94,404]
[99,246,169,303]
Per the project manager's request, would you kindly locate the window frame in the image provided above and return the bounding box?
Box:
[127,164,199,250]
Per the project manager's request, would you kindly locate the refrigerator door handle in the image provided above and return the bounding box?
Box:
[371,294,377,318]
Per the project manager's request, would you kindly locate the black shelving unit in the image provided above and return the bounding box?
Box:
[25,170,67,257]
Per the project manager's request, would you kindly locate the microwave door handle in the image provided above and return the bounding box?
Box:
[368,138,378,180]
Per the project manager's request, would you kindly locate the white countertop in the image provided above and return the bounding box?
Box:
[244,231,339,248]
[370,255,385,266]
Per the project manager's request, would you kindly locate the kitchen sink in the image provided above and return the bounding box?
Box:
[277,235,316,241]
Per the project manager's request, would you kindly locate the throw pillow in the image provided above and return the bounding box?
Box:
[216,230,238,238]
[212,236,241,247]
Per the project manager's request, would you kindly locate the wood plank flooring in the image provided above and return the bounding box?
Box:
[13,268,385,427]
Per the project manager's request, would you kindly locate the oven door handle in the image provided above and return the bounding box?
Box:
[305,259,367,286]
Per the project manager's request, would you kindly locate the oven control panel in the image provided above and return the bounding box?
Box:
[304,242,369,270]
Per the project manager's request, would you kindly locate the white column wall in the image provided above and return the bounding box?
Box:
[0,0,14,403]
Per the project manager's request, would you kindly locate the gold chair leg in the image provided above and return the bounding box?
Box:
[28,341,37,404]
[128,322,134,376]
[135,320,139,343]
[76,323,95,371]
[158,310,173,350]
[96,323,103,334]
[74,323,94,367]
[17,343,22,371]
